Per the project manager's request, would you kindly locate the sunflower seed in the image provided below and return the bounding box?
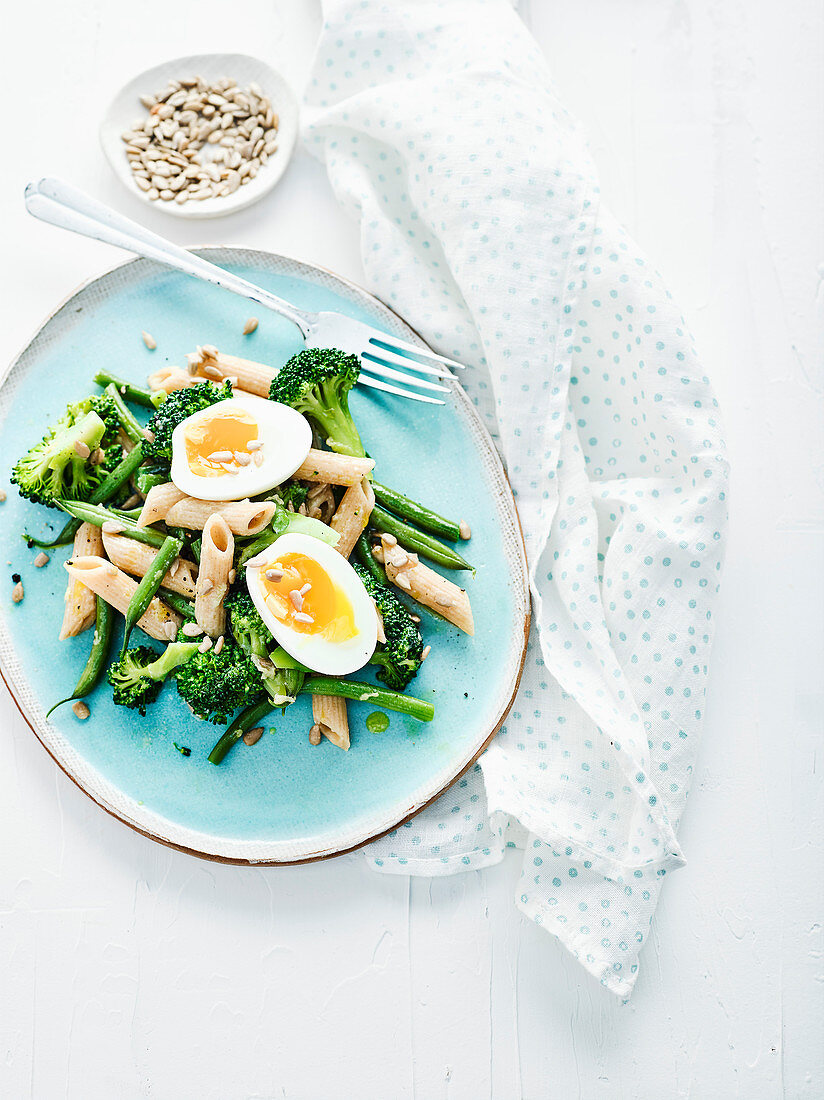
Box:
[422,645,431,660]
[198,636,212,653]
[309,724,322,746]
[253,451,264,466]
[142,330,157,350]
[34,552,49,568]
[214,634,225,655]
[243,725,263,746]
[182,622,203,637]
[247,439,263,451]
[72,701,90,720]
[12,581,24,602]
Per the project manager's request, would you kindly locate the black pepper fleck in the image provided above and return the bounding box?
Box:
[11,573,21,584]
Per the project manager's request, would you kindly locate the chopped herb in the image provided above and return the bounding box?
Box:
[173,742,191,757]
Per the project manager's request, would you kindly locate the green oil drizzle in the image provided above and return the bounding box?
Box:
[365,711,389,734]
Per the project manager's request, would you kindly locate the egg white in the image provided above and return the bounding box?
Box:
[170,393,312,502]
[245,532,378,676]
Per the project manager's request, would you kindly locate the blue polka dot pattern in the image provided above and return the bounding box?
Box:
[305,0,729,997]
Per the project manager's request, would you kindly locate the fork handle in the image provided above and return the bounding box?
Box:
[24,177,314,336]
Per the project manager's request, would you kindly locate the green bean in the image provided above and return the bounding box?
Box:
[46,596,113,717]
[94,369,158,409]
[120,534,183,655]
[369,506,473,572]
[24,442,145,550]
[301,677,434,722]
[159,589,196,621]
[208,696,273,765]
[372,482,463,541]
[189,537,202,565]
[56,501,166,548]
[355,531,386,584]
[104,383,144,444]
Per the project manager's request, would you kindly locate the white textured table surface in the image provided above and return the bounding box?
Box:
[1,2,821,1097]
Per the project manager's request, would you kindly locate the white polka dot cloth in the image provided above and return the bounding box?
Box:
[304,0,729,996]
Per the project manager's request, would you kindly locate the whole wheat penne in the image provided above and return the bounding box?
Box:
[147,366,195,394]
[59,523,104,640]
[102,530,198,598]
[195,514,234,637]
[294,449,375,487]
[63,556,181,642]
[191,350,275,397]
[164,497,276,537]
[330,478,375,558]
[312,694,350,751]
[383,541,474,636]
[137,483,186,527]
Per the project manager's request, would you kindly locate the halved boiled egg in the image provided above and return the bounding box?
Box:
[170,393,311,502]
[245,532,378,676]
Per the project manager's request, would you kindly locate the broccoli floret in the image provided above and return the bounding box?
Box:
[354,563,424,690]
[278,481,309,510]
[269,348,365,457]
[225,593,306,706]
[11,395,125,509]
[226,589,273,660]
[108,641,199,715]
[175,634,262,723]
[142,381,233,467]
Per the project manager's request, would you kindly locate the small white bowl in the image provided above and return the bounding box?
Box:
[100,53,298,219]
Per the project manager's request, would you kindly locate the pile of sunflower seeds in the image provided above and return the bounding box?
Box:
[120,75,279,205]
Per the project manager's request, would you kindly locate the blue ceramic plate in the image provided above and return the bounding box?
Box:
[0,250,529,863]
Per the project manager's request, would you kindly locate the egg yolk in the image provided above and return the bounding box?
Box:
[259,553,357,643]
[184,408,258,477]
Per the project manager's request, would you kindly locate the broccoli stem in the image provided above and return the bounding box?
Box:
[314,399,366,458]
[300,677,434,722]
[146,641,199,679]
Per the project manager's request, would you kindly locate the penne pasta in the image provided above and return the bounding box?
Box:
[381,537,474,635]
[59,522,104,640]
[294,449,375,487]
[63,556,181,642]
[164,497,276,537]
[330,478,375,559]
[190,348,275,397]
[102,530,198,598]
[147,366,196,394]
[312,693,350,751]
[137,482,186,528]
[195,513,234,637]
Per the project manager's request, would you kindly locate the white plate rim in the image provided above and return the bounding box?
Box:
[0,248,531,864]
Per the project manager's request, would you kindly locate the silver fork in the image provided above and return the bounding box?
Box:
[24,177,464,405]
